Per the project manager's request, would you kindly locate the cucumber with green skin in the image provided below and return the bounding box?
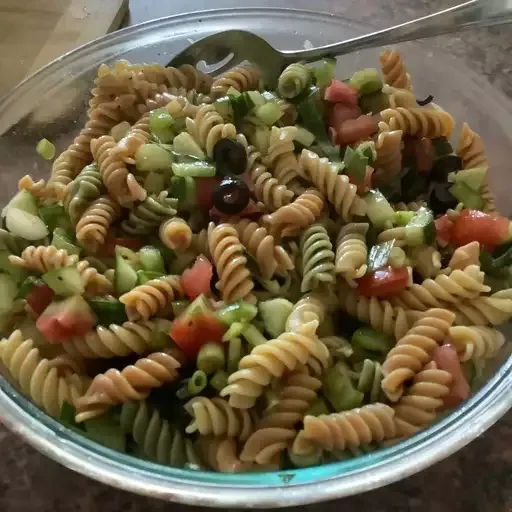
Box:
[42,266,84,297]
[363,189,395,229]
[405,206,436,246]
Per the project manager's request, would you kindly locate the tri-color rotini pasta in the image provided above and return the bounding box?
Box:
[0,50,509,473]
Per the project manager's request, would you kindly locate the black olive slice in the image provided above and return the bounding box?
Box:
[213,177,251,215]
[213,139,248,176]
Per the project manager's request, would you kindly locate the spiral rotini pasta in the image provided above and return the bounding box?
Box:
[208,222,255,304]
[120,400,189,466]
[231,218,293,279]
[300,224,335,292]
[277,62,311,98]
[75,350,181,422]
[210,66,260,98]
[114,112,150,165]
[90,135,146,206]
[264,126,304,192]
[298,149,366,221]
[189,228,210,258]
[185,397,254,441]
[373,129,403,186]
[198,436,253,473]
[390,265,490,311]
[298,403,397,452]
[48,101,122,199]
[379,108,454,138]
[240,370,321,464]
[381,84,417,108]
[354,359,384,403]
[63,320,164,359]
[18,175,52,201]
[335,223,369,280]
[0,331,85,417]
[9,245,78,273]
[447,290,512,326]
[379,49,412,90]
[376,226,407,247]
[159,217,193,250]
[247,145,294,212]
[448,325,506,361]
[77,260,114,297]
[120,275,184,321]
[75,195,121,252]
[265,189,325,239]
[444,241,480,272]
[338,283,411,341]
[285,292,332,332]
[393,361,452,437]
[409,246,442,279]
[121,192,177,236]
[381,308,455,400]
[220,321,327,409]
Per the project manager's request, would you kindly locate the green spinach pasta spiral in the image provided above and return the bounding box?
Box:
[277,62,311,99]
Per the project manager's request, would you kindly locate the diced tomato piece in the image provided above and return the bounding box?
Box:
[170,312,226,360]
[180,256,213,300]
[329,103,362,129]
[96,233,143,258]
[358,265,409,298]
[196,176,220,212]
[451,209,510,251]
[435,215,454,246]
[336,115,378,145]
[432,344,470,407]
[26,284,55,317]
[325,80,359,106]
[36,296,96,343]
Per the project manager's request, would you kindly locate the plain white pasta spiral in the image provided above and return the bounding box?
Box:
[448,325,506,361]
[335,223,369,279]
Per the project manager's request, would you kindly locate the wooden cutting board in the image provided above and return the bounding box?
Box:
[0,0,128,96]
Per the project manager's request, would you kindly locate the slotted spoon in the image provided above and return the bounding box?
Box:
[168,0,512,84]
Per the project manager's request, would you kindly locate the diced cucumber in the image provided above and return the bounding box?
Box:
[254,102,283,126]
[352,326,393,353]
[3,190,39,218]
[367,240,395,273]
[0,273,18,314]
[242,324,267,347]
[251,125,270,154]
[52,228,82,256]
[233,92,256,119]
[356,141,376,165]
[139,246,166,274]
[172,132,206,160]
[294,126,316,148]
[258,298,294,338]
[215,97,233,120]
[39,204,68,234]
[42,266,84,296]
[115,247,138,294]
[450,181,483,210]
[312,59,336,88]
[246,91,265,109]
[449,167,487,193]
[6,208,48,240]
[84,417,126,452]
[135,144,174,172]
[343,146,368,185]
[36,138,56,160]
[405,206,436,246]
[226,87,241,98]
[363,190,395,229]
[171,300,191,318]
[171,162,216,178]
[217,300,258,326]
[392,211,415,227]
[136,270,164,285]
[143,172,166,195]
[149,108,174,135]
[88,298,128,326]
[349,68,383,95]
[183,294,210,317]
[0,250,27,282]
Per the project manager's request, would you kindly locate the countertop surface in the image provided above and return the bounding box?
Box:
[1,0,512,511]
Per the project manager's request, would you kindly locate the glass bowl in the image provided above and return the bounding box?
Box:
[0,8,511,508]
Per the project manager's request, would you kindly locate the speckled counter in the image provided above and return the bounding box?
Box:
[1,0,512,510]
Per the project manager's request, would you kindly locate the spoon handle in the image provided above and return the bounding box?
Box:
[284,0,512,62]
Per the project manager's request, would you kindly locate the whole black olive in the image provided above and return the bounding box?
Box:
[213,139,248,176]
[213,177,250,215]
[428,182,458,215]
[430,154,463,182]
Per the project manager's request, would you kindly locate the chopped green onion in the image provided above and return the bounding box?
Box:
[136,270,164,285]
[242,324,267,347]
[88,298,128,326]
[36,138,55,160]
[312,59,336,88]
[187,370,208,396]
[197,342,225,374]
[210,370,229,391]
[392,210,415,226]
[222,322,247,342]
[227,337,244,374]
[349,68,383,95]
[217,300,258,326]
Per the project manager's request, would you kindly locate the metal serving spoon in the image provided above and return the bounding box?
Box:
[168,0,512,83]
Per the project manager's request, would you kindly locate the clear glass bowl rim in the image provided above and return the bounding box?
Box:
[0,7,511,508]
